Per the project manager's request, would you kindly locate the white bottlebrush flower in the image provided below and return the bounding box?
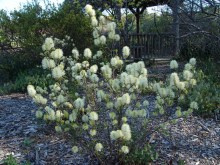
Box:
[90,9,96,17]
[183,70,193,80]
[101,65,112,79]
[36,86,45,94]
[35,110,43,118]
[110,130,123,140]
[139,77,148,89]
[74,98,85,109]
[72,146,79,153]
[80,70,87,77]
[85,4,93,15]
[190,101,198,110]
[34,94,47,105]
[176,82,185,90]
[82,115,89,122]
[50,49,63,59]
[90,129,97,136]
[138,109,147,117]
[175,108,182,118]
[90,74,99,83]
[99,16,106,24]
[94,38,101,46]
[111,57,118,67]
[82,61,90,68]
[57,94,66,104]
[185,63,192,70]
[45,106,55,120]
[96,50,103,57]
[89,111,98,121]
[121,146,129,154]
[42,58,56,69]
[189,58,196,66]
[115,97,123,109]
[72,49,79,59]
[69,111,77,122]
[138,61,145,69]
[112,119,118,125]
[82,124,89,130]
[158,88,167,98]
[97,90,105,101]
[111,79,120,91]
[106,102,114,109]
[170,73,180,86]
[99,35,106,45]
[55,126,62,133]
[27,85,36,97]
[141,68,148,76]
[108,31,116,40]
[122,93,131,105]
[95,143,103,152]
[121,123,131,141]
[59,63,65,70]
[90,65,98,73]
[109,112,116,119]
[167,88,175,98]
[122,46,130,58]
[91,17,98,27]
[52,66,65,79]
[189,79,197,86]
[72,63,82,72]
[122,117,127,123]
[42,37,54,51]
[170,60,178,69]
[107,22,116,32]
[56,110,63,119]
[114,34,120,41]
[93,29,99,39]
[84,48,92,59]
[143,100,149,107]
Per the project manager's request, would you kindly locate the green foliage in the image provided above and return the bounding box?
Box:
[178,159,186,165]
[49,2,93,53]
[22,138,33,148]
[0,68,53,95]
[0,53,39,84]
[198,59,220,84]
[186,61,220,117]
[180,36,220,61]
[3,154,18,165]
[124,144,158,165]
[0,0,92,84]
[141,11,172,34]
[21,162,31,165]
[189,79,220,116]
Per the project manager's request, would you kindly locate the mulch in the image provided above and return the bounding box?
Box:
[0,63,219,164]
[0,94,219,165]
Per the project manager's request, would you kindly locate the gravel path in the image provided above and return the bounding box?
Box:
[0,93,219,165]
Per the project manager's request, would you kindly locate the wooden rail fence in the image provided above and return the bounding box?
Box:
[114,33,176,60]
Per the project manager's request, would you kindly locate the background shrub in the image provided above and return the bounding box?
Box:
[186,60,220,117]
[0,68,53,95]
[0,0,92,90]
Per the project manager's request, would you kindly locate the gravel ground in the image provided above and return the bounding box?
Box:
[0,94,219,165]
[0,94,93,165]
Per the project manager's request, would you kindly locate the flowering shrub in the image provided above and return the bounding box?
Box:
[186,69,220,117]
[27,5,199,163]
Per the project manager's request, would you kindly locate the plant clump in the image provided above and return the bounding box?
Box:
[27,4,199,164]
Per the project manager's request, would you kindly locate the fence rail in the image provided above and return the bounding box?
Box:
[117,33,176,60]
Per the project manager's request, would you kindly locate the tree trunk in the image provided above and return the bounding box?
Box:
[171,0,180,57]
[136,8,140,34]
